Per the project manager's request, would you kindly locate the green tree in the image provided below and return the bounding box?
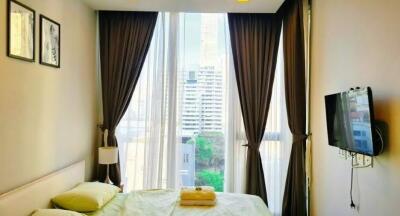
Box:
[186,132,225,191]
[196,170,224,192]
[196,136,213,162]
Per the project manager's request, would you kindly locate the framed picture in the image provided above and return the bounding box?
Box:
[40,15,60,68]
[7,0,35,62]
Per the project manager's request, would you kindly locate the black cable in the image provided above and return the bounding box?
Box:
[350,166,355,208]
[375,127,384,154]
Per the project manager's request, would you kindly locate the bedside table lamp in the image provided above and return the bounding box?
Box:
[99,147,118,185]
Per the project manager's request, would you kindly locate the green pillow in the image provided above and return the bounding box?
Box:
[52,182,120,212]
[32,209,84,216]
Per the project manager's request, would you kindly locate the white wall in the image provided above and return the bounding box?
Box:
[311,0,400,215]
[0,0,97,194]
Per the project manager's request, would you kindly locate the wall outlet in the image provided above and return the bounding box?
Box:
[356,154,363,165]
[352,153,373,168]
[338,149,346,158]
[346,151,352,159]
[365,156,373,167]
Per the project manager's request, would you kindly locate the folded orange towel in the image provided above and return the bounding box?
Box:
[180,199,216,206]
[180,186,216,201]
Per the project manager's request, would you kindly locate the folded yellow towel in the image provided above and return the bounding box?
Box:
[180,199,216,206]
[180,186,216,201]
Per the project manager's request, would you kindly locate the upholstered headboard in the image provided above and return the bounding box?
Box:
[0,160,85,216]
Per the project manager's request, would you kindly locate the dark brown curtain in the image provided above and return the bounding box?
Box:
[98,11,158,186]
[228,13,282,205]
[280,0,307,215]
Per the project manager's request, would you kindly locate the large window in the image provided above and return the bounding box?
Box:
[177,13,229,192]
[116,13,231,192]
[115,13,290,215]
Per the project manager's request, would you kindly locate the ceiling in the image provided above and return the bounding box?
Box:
[82,0,285,13]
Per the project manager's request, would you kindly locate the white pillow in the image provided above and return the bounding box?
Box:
[32,209,84,216]
[52,182,120,212]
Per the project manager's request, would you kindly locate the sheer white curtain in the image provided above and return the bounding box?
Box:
[224,14,247,193]
[226,10,306,216]
[260,34,292,216]
[225,26,291,215]
[116,12,182,192]
[224,62,247,194]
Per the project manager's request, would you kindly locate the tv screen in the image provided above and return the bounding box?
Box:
[325,87,377,156]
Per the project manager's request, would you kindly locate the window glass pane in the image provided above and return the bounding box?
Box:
[178,13,228,192]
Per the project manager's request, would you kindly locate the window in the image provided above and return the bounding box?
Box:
[116,13,230,192]
[115,14,290,214]
[177,13,228,192]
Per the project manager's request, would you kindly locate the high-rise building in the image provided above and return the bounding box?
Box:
[180,14,225,137]
[181,66,224,137]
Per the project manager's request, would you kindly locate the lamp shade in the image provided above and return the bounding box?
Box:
[98,147,118,165]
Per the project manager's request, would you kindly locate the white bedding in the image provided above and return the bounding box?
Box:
[88,189,271,216]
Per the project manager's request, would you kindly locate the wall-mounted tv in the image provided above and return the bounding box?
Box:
[325,87,379,156]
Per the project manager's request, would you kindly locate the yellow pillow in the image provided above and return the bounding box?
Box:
[32,209,84,216]
[52,182,120,212]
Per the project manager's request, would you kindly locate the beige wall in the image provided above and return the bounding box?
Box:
[0,0,97,194]
[311,0,400,215]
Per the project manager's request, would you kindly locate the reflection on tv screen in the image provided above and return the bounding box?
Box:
[325,87,374,155]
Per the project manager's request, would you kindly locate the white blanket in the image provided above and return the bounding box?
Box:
[89,189,271,216]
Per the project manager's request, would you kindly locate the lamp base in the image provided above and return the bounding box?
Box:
[104,164,114,185]
[104,174,113,185]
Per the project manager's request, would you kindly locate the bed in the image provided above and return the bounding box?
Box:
[88,189,270,216]
[0,160,271,216]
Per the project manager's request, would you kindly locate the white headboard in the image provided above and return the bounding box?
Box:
[0,160,85,216]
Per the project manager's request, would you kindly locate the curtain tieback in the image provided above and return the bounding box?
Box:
[99,126,116,147]
[98,124,105,130]
[242,143,259,151]
[293,133,312,142]
[103,129,109,147]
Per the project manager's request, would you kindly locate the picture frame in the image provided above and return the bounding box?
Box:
[39,15,60,68]
[7,0,35,62]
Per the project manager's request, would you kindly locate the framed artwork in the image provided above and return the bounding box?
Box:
[7,0,35,62]
[40,15,60,68]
